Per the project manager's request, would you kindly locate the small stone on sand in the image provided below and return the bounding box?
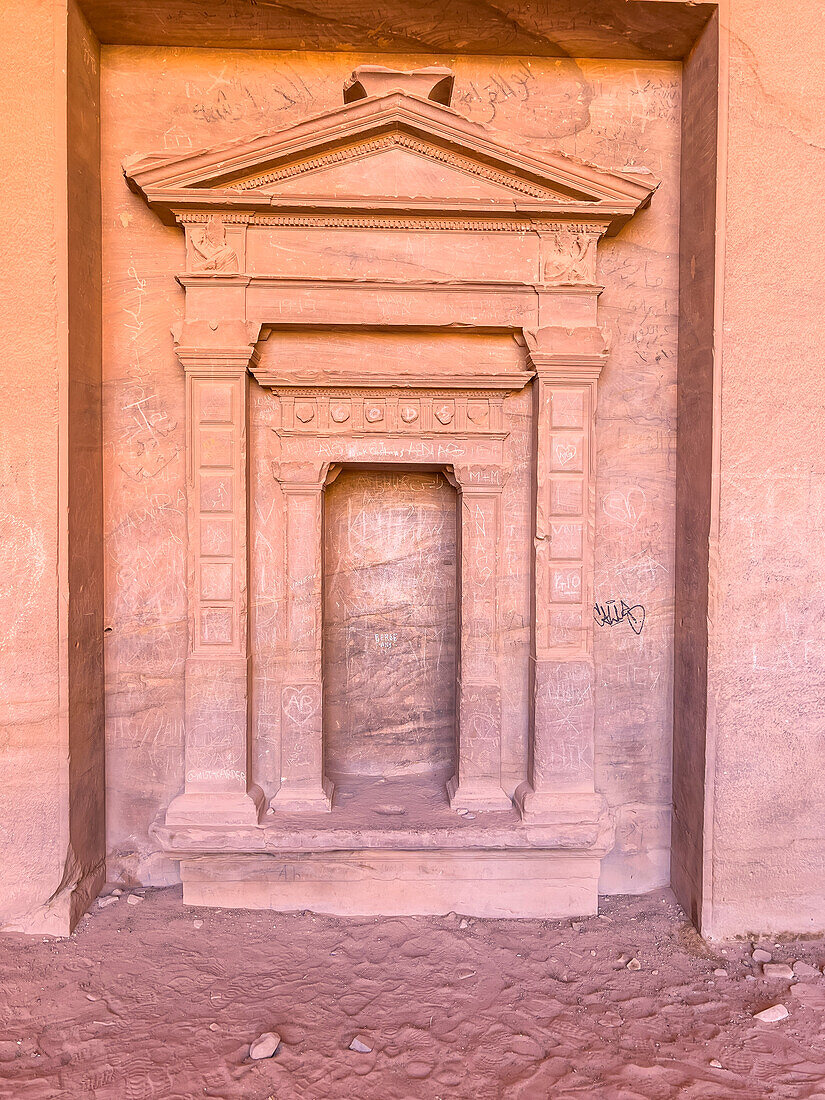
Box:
[459,919,469,930]
[752,948,772,963]
[97,896,118,909]
[754,1004,789,1023]
[763,962,794,980]
[249,1031,281,1059]
[709,1059,722,1068]
[713,968,727,976]
[349,1035,372,1053]
[627,958,642,971]
[193,920,203,929]
[126,894,142,906]
[793,961,821,978]
[209,1023,219,1032]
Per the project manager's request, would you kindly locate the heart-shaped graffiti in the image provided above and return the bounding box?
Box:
[602,488,646,528]
[555,442,577,467]
[283,686,319,725]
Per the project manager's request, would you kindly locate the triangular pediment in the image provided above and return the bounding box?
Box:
[125,90,657,230]
[230,137,572,203]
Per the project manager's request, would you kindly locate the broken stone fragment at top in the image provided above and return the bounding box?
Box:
[343,65,456,106]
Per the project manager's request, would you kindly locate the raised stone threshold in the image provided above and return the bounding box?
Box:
[154,774,612,918]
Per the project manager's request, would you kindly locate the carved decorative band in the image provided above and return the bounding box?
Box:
[230,132,568,200]
[177,212,254,225]
[255,215,536,232]
[541,222,609,236]
[273,391,505,435]
[178,212,545,233]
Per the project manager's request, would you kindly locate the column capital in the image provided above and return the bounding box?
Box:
[524,324,609,381]
[451,464,507,493]
[175,345,260,374]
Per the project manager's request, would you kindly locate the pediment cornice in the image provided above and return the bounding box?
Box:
[125,87,657,234]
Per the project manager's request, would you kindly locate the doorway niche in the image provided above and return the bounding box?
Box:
[323,468,458,804]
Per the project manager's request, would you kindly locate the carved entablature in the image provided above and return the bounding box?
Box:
[125,66,657,338]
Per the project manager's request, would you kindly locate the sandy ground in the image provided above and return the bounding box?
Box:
[1,889,825,1099]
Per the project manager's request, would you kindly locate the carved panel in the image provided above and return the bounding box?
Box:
[189,374,246,656]
[273,390,505,436]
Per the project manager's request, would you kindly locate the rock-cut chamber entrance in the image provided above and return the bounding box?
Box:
[323,469,458,809]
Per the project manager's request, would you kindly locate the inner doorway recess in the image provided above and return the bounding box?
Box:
[323,469,458,805]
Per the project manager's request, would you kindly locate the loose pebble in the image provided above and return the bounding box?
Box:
[627,958,642,971]
[713,968,727,977]
[249,1031,281,1059]
[349,1035,372,1053]
[209,1023,219,1032]
[709,1059,722,1068]
[97,896,118,909]
[754,1004,789,1023]
[752,948,772,963]
[763,963,794,980]
[126,894,142,906]
[793,961,821,978]
[459,919,469,930]
[193,920,203,929]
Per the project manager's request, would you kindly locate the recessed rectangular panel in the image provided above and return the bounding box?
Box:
[199,473,233,512]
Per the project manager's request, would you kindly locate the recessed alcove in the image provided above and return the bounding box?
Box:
[128,59,663,917]
[323,468,458,808]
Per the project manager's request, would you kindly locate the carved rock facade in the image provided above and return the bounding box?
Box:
[126,65,656,916]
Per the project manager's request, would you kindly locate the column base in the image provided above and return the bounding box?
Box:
[447,774,513,813]
[166,784,265,827]
[269,777,334,813]
[514,782,605,825]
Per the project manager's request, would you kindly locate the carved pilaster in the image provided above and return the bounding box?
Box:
[269,463,333,812]
[448,466,511,811]
[516,336,607,825]
[166,356,264,825]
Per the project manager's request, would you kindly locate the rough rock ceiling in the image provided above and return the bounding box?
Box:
[79,0,715,59]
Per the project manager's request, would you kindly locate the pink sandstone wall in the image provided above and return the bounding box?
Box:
[699,0,825,937]
[101,47,681,892]
[671,13,718,930]
[0,0,105,934]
